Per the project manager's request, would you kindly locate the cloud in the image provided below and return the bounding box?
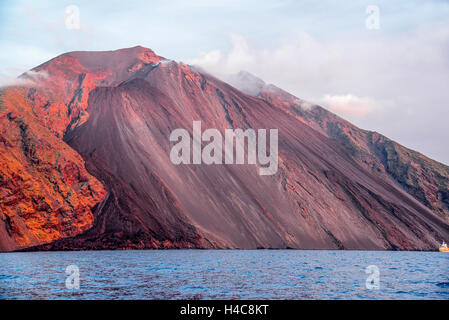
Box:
[0,69,49,88]
[318,94,385,119]
[188,50,223,72]
[187,34,258,78]
[185,24,449,164]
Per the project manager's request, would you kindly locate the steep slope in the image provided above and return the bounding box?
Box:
[229,71,449,222]
[2,47,449,251]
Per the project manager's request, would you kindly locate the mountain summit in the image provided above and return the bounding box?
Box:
[1,46,448,251]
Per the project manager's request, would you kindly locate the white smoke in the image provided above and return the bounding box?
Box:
[224,70,266,96]
[0,69,49,88]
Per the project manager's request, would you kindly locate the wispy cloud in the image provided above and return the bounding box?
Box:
[318,94,388,119]
[0,69,49,88]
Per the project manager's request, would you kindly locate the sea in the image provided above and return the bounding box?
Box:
[0,250,448,300]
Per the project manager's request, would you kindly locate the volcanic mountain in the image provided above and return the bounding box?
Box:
[0,46,448,251]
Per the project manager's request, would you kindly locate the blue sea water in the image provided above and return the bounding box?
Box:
[0,250,448,300]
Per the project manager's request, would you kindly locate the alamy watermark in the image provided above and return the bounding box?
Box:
[365,265,380,290]
[365,5,380,30]
[169,121,278,175]
[64,5,80,30]
[65,264,80,289]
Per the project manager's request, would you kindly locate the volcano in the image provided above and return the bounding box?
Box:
[1,46,448,251]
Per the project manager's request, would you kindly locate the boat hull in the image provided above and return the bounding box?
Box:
[440,248,449,252]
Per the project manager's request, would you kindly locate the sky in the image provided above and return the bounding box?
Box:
[1,0,449,165]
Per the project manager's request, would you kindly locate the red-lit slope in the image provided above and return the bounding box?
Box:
[24,46,164,138]
[0,47,161,251]
[0,87,106,251]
